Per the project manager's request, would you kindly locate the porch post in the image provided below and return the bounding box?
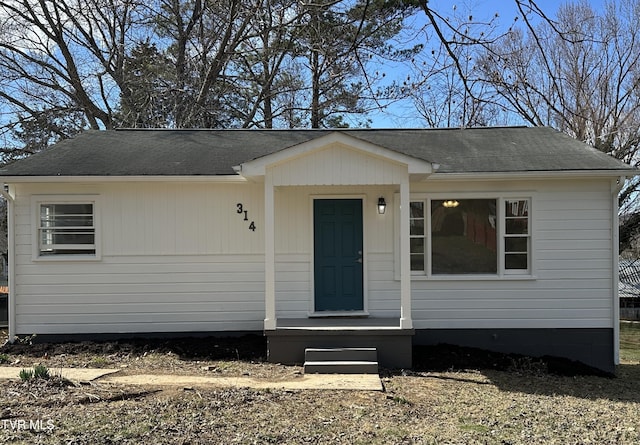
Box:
[264,173,276,330]
[399,175,413,329]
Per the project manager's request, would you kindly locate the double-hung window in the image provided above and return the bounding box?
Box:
[33,196,99,259]
[410,202,426,272]
[408,196,532,278]
[504,199,530,273]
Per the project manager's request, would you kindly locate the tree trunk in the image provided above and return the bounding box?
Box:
[311,49,321,128]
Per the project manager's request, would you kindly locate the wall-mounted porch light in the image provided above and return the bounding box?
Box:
[377,197,387,214]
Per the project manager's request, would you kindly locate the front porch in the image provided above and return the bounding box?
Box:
[265,318,414,369]
[234,133,434,371]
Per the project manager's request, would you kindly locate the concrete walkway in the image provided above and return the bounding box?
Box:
[0,367,383,391]
[0,366,119,382]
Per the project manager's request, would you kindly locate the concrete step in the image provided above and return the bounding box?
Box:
[303,347,379,374]
[303,360,379,374]
[304,347,377,362]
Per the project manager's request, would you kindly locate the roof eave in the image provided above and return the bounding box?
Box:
[427,169,639,181]
[0,175,247,183]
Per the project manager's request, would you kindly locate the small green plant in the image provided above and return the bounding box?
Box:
[19,368,33,381]
[459,423,490,433]
[390,395,412,406]
[19,364,50,382]
[33,364,50,379]
[89,356,109,368]
[0,353,10,364]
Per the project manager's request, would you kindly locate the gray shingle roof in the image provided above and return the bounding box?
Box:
[0,126,634,177]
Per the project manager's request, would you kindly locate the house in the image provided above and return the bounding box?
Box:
[619,258,640,320]
[0,127,635,373]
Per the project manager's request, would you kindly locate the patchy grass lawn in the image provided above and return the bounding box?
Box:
[621,321,640,362]
[0,327,638,444]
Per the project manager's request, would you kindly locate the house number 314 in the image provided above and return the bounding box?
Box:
[236,203,256,231]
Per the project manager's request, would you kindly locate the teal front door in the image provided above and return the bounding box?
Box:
[313,199,364,312]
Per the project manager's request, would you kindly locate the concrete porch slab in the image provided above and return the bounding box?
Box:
[275,317,402,330]
[266,328,414,369]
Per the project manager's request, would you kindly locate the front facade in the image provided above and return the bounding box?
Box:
[0,127,634,372]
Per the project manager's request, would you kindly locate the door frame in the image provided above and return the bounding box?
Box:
[309,194,369,316]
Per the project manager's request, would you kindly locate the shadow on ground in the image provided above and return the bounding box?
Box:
[480,363,640,402]
[411,344,611,376]
[0,334,268,362]
[408,343,640,403]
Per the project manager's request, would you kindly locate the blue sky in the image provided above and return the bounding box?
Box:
[435,0,606,22]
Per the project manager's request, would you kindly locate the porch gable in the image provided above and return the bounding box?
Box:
[235,131,435,183]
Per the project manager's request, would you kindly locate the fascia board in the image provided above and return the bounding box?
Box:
[426,169,639,181]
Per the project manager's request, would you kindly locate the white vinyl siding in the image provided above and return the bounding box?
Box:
[269,143,407,186]
[409,179,614,330]
[13,183,399,333]
[15,255,266,333]
[15,183,265,334]
[10,176,615,335]
[100,182,264,256]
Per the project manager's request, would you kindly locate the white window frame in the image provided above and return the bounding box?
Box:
[503,198,532,275]
[31,195,101,261]
[396,192,535,280]
[409,201,427,274]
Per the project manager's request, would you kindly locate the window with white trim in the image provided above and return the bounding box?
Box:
[36,200,97,257]
[408,196,531,276]
[504,199,530,272]
[410,201,426,272]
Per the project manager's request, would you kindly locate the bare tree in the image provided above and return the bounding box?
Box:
[0,0,272,136]
[412,0,640,248]
[409,3,505,127]
[476,1,640,212]
[0,0,145,132]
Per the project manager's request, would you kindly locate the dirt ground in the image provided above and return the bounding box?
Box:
[0,331,639,444]
[0,333,298,380]
[0,330,608,378]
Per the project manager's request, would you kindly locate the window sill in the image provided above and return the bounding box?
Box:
[397,273,537,281]
[33,255,101,262]
[409,274,537,281]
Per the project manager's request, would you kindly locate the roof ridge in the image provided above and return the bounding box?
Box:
[112,126,531,132]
